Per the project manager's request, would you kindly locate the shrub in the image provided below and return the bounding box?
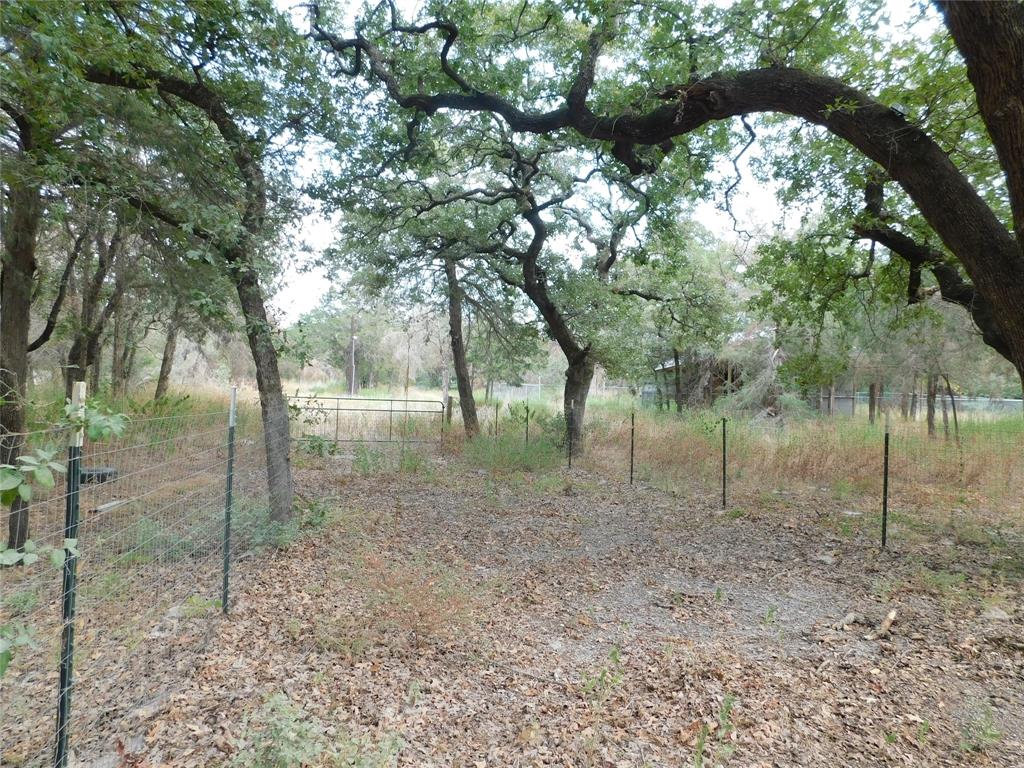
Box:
[231,694,401,768]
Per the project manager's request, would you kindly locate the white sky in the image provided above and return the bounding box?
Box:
[270,0,934,324]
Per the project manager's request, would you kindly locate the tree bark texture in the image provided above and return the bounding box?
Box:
[443,257,479,437]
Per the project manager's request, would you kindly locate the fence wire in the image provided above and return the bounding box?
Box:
[0,403,286,767]
[578,404,1023,547]
[2,390,1020,765]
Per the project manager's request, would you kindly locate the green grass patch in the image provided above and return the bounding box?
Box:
[462,433,563,474]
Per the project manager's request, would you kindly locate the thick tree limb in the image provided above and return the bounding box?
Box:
[316,12,1024,375]
[27,225,88,352]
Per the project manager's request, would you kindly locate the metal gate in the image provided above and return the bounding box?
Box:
[288,395,444,444]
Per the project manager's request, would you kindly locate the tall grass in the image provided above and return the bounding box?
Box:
[582,405,1024,524]
[460,433,563,473]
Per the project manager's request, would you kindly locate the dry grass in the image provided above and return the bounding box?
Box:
[350,551,480,649]
[582,409,1023,526]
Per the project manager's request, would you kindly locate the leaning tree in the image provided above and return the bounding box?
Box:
[311,0,1024,390]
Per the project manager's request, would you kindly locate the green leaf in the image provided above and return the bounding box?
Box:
[0,648,11,678]
[0,467,22,491]
[32,467,55,489]
[0,549,23,566]
[21,552,39,566]
[49,548,66,568]
[17,484,32,503]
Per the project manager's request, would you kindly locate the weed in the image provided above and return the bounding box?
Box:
[231,693,401,767]
[181,594,220,618]
[353,446,387,475]
[315,615,372,660]
[714,586,725,603]
[718,693,737,738]
[81,572,127,602]
[917,720,930,743]
[693,723,709,768]
[398,448,428,475]
[726,508,745,520]
[284,618,302,641]
[872,576,901,602]
[358,553,476,647]
[300,434,337,458]
[298,498,336,530]
[916,568,971,605]
[762,605,779,625]
[462,433,562,474]
[832,478,854,500]
[959,703,1001,753]
[2,589,39,617]
[582,645,625,707]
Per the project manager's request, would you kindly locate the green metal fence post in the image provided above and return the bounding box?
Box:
[721,417,727,509]
[881,410,890,549]
[222,386,237,614]
[54,382,85,768]
[629,411,635,485]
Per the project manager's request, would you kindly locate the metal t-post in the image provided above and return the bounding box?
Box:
[721,417,727,509]
[629,411,635,485]
[222,387,237,613]
[54,382,85,768]
[881,410,890,549]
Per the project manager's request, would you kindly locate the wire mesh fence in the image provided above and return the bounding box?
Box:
[3,384,1020,764]
[576,403,1023,550]
[0,388,286,767]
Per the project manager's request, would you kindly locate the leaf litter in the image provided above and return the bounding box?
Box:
[4,450,1023,767]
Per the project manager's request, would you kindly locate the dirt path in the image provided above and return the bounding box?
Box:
[63,455,1024,766]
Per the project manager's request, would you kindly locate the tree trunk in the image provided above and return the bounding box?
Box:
[121,325,139,395]
[155,318,179,400]
[564,351,595,452]
[64,220,122,398]
[443,257,479,437]
[111,307,126,397]
[1,180,41,550]
[828,383,836,416]
[81,58,296,517]
[926,373,938,438]
[89,339,103,395]
[943,374,960,445]
[868,382,877,425]
[231,256,293,523]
